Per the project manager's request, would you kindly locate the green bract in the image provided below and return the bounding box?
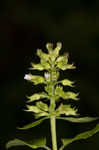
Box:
[37,49,50,61]
[41,59,51,70]
[27,92,49,102]
[24,74,45,85]
[60,79,74,87]
[56,104,78,116]
[55,85,79,100]
[30,63,45,71]
[6,42,99,150]
[25,105,42,113]
[36,101,48,112]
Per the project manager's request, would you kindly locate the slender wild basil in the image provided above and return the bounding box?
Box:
[6,42,99,150]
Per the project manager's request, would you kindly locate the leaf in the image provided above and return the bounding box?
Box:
[41,59,51,70]
[6,137,49,149]
[36,101,48,111]
[25,104,49,119]
[55,86,79,100]
[60,79,74,87]
[56,116,98,123]
[45,84,54,95]
[17,117,49,130]
[59,124,99,150]
[6,139,25,149]
[30,63,44,71]
[56,55,68,65]
[34,112,49,119]
[56,104,78,116]
[55,85,63,95]
[55,54,76,71]
[62,92,79,100]
[27,94,41,102]
[25,74,45,85]
[27,92,49,103]
[31,75,45,85]
[25,105,42,113]
[37,49,50,61]
[55,85,68,99]
[57,63,76,71]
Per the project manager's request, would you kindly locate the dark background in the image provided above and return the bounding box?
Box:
[0,0,99,150]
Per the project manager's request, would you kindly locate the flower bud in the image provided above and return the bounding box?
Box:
[56,42,62,50]
[46,43,53,50]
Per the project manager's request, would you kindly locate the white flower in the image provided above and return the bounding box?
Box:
[44,72,50,79]
[24,74,31,80]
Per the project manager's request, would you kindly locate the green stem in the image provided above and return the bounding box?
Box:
[50,115,58,150]
[49,63,58,150]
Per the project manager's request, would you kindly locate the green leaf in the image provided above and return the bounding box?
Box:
[27,93,41,102]
[56,104,78,116]
[34,112,49,119]
[31,75,45,85]
[62,92,79,100]
[56,116,98,123]
[45,84,54,95]
[56,55,68,65]
[40,59,51,70]
[59,124,99,150]
[60,79,74,87]
[55,86,79,100]
[27,92,49,103]
[25,74,45,85]
[55,85,67,99]
[25,104,49,119]
[6,139,25,149]
[6,137,50,149]
[30,63,44,71]
[36,101,48,111]
[57,63,76,71]
[25,105,42,113]
[55,54,76,71]
[55,85,63,95]
[17,117,49,130]
[37,49,50,61]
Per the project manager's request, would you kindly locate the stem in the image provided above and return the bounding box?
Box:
[49,63,58,150]
[50,115,58,150]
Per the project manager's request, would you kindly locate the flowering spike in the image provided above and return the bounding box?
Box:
[6,42,99,150]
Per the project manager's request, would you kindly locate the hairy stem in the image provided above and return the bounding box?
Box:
[50,115,57,150]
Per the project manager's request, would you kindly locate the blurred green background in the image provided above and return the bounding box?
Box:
[0,0,99,150]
